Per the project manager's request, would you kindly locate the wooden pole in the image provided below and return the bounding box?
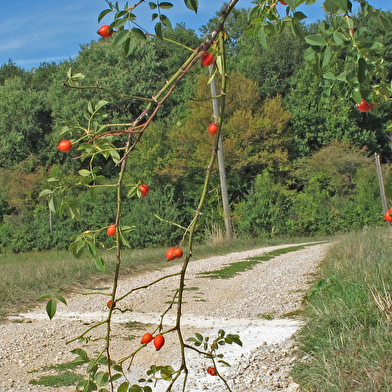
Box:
[375,153,388,213]
[209,67,233,240]
[375,152,390,227]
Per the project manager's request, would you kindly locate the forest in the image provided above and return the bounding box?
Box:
[0,6,391,253]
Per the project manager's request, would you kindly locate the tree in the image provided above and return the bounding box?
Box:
[0,77,52,168]
[0,60,24,85]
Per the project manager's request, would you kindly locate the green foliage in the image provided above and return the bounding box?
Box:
[0,77,52,167]
[247,1,392,105]
[235,170,291,237]
[235,143,383,237]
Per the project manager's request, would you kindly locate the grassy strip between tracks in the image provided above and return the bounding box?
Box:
[293,228,392,391]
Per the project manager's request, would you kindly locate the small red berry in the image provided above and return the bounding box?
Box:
[153,334,165,351]
[97,25,113,38]
[139,184,149,197]
[207,366,217,376]
[201,52,214,67]
[173,248,183,259]
[58,140,72,153]
[166,248,176,261]
[107,224,116,236]
[141,332,154,344]
[384,211,392,222]
[107,300,116,309]
[208,123,218,135]
[355,98,374,112]
[279,0,288,4]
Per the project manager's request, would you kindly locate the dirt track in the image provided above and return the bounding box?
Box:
[0,242,330,392]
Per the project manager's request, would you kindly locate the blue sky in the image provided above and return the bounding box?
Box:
[0,0,390,70]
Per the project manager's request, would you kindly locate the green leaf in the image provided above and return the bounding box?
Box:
[111,374,122,382]
[303,46,315,61]
[291,18,304,40]
[358,57,368,84]
[119,229,132,249]
[323,72,335,81]
[98,9,113,22]
[114,29,131,47]
[127,184,138,198]
[88,242,97,258]
[322,0,340,14]
[110,149,121,164]
[95,372,110,387]
[195,333,203,342]
[54,293,67,306]
[358,41,383,50]
[218,360,231,367]
[71,348,89,359]
[293,11,306,21]
[129,386,143,392]
[114,18,128,29]
[90,187,98,202]
[333,31,347,45]
[39,189,53,197]
[159,2,173,9]
[95,100,109,111]
[322,45,332,68]
[124,37,136,56]
[143,387,152,392]
[120,225,135,234]
[160,366,174,381]
[331,0,351,12]
[46,299,57,320]
[87,101,93,114]
[184,0,198,12]
[132,27,147,40]
[78,169,91,177]
[155,22,163,39]
[68,205,81,221]
[305,34,327,47]
[118,382,129,392]
[159,15,172,29]
[227,334,242,346]
[38,293,52,301]
[149,2,157,9]
[337,71,347,82]
[95,257,106,272]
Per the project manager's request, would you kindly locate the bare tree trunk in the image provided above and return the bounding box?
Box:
[209,66,233,240]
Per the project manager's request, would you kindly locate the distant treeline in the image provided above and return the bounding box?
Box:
[0,8,391,252]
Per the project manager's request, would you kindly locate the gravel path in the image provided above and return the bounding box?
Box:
[0,242,330,392]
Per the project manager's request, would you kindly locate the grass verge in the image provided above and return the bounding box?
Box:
[292,228,392,391]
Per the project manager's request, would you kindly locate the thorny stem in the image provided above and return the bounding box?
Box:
[61,81,154,102]
[172,29,230,391]
[116,272,181,302]
[66,319,108,344]
[66,1,239,390]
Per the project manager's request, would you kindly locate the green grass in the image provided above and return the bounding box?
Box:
[292,229,392,391]
[29,371,84,387]
[0,236,325,319]
[29,360,84,388]
[198,244,310,279]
